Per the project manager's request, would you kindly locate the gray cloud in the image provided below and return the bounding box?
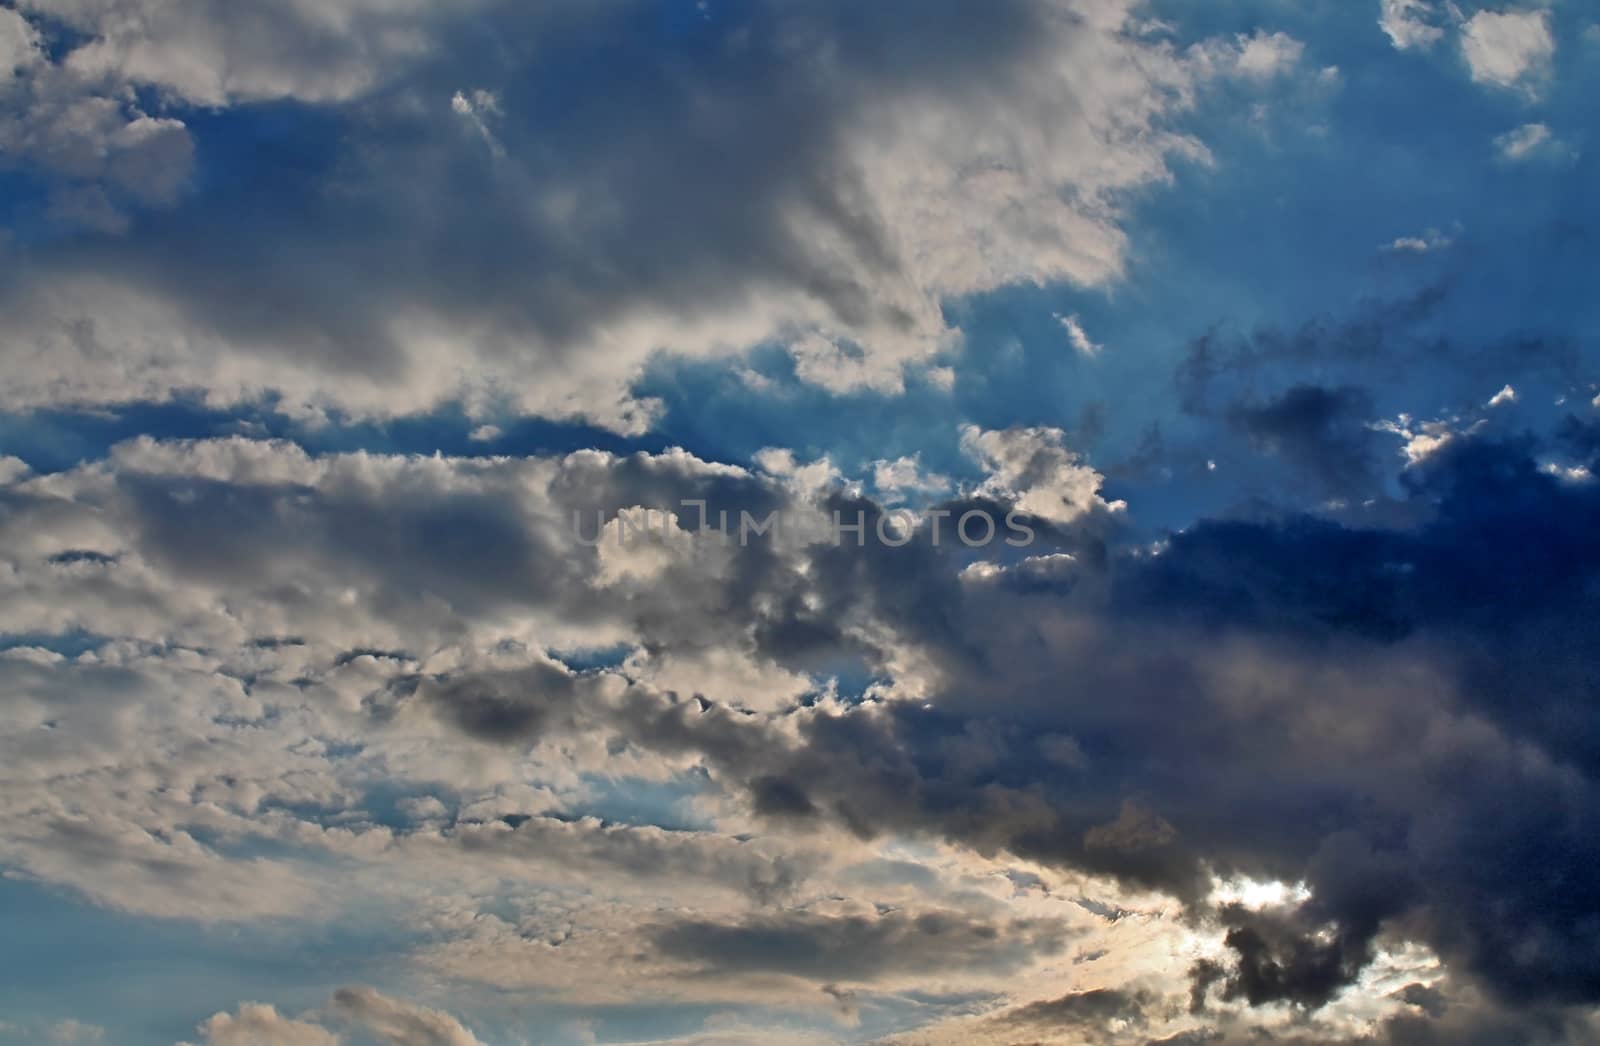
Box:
[651,907,1071,983]
[0,0,1209,429]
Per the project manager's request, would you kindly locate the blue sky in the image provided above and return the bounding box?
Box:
[2,1,1599,1044]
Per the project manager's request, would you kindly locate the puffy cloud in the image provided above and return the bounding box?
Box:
[193,1003,340,1046]
[962,423,1126,524]
[192,989,485,1046]
[46,1021,105,1044]
[0,8,42,77]
[871,454,952,504]
[0,0,1230,431]
[0,59,195,232]
[1460,9,1556,94]
[1379,0,1446,50]
[1231,30,1308,80]
[325,986,483,1046]
[7,347,1600,1037]
[16,0,459,107]
[1494,121,1571,162]
[1189,29,1307,82]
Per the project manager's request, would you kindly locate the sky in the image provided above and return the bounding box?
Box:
[1,0,1599,1043]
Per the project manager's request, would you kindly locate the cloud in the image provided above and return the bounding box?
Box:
[1487,384,1517,407]
[1232,31,1308,80]
[1000,987,1153,1040]
[961,423,1126,525]
[192,989,483,1046]
[0,0,1223,431]
[326,986,484,1046]
[1382,228,1455,253]
[1460,9,1556,94]
[9,371,1600,1034]
[193,1003,340,1046]
[0,49,196,232]
[15,0,460,107]
[1494,121,1570,161]
[1190,30,1308,82]
[1225,384,1381,497]
[0,7,42,76]
[650,908,1071,984]
[1379,0,1446,50]
[1058,313,1104,356]
[46,1021,105,1045]
[871,454,951,504]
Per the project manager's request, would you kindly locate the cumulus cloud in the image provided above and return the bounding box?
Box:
[8,405,1600,1039]
[325,986,484,1046]
[0,0,1236,431]
[1494,121,1570,161]
[961,423,1126,524]
[15,0,459,107]
[1379,0,1446,50]
[191,988,483,1046]
[1189,29,1308,81]
[0,51,195,232]
[192,1003,340,1046]
[1460,9,1556,94]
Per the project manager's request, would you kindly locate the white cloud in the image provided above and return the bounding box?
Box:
[326,986,484,1046]
[0,7,42,77]
[193,989,484,1046]
[1487,384,1517,407]
[1190,29,1307,81]
[1056,313,1103,356]
[872,455,952,503]
[1233,30,1307,79]
[47,1020,105,1044]
[1461,9,1556,94]
[192,1004,339,1046]
[1493,121,1568,161]
[1380,0,1446,50]
[961,424,1125,524]
[1371,413,1482,466]
[0,456,30,485]
[450,88,504,158]
[19,0,462,107]
[1382,227,1455,252]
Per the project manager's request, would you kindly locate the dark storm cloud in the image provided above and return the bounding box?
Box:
[27,420,1600,1025]
[1190,905,1379,1012]
[1174,286,1582,420]
[1225,385,1379,498]
[545,428,1600,1017]
[1164,286,1592,517]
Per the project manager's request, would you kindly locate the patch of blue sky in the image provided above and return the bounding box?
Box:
[0,876,407,1046]
[569,770,717,833]
[0,630,106,659]
[550,641,637,674]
